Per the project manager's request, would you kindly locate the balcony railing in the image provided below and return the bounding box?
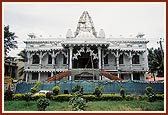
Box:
[25,64,68,70]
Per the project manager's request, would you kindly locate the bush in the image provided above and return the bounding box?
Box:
[31,94,46,100]
[72,84,83,94]
[24,92,32,105]
[13,94,25,100]
[82,95,97,101]
[125,95,134,101]
[51,94,72,101]
[52,86,60,95]
[100,94,123,101]
[30,82,41,94]
[155,94,164,100]
[46,92,54,99]
[37,97,50,111]
[145,86,155,102]
[4,84,13,100]
[120,87,125,98]
[93,86,103,97]
[69,91,86,111]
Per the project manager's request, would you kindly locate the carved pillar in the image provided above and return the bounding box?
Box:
[39,52,42,68]
[131,73,133,80]
[25,72,28,82]
[98,47,102,69]
[38,72,41,81]
[52,50,55,67]
[129,51,132,70]
[102,49,104,69]
[27,52,30,66]
[69,47,73,69]
[116,50,119,70]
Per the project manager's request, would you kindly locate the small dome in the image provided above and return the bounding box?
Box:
[98,29,105,38]
[66,29,73,38]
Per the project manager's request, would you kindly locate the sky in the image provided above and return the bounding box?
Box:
[3,2,166,57]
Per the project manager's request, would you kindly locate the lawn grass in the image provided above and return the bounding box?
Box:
[4,100,164,111]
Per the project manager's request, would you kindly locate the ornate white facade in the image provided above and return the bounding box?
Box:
[24,11,149,82]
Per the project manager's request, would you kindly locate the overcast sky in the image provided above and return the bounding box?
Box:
[3,2,165,57]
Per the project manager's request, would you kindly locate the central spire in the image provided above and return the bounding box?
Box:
[74,11,97,38]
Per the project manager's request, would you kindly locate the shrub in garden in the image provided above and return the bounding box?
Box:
[46,92,55,99]
[30,82,41,94]
[37,97,50,111]
[72,84,83,94]
[12,93,25,100]
[93,86,103,97]
[4,84,13,100]
[145,86,155,102]
[31,94,46,100]
[52,86,60,95]
[69,91,86,111]
[120,87,125,98]
[51,94,72,101]
[24,92,32,105]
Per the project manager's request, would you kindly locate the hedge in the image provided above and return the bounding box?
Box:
[11,93,164,101]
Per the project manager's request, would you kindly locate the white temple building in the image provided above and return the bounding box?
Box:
[24,11,149,82]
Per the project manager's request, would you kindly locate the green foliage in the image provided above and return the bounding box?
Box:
[93,86,103,97]
[4,85,13,100]
[37,98,50,111]
[145,86,155,102]
[148,48,164,76]
[82,95,97,101]
[12,94,25,100]
[155,94,164,100]
[46,92,54,99]
[125,95,134,101]
[51,94,72,101]
[30,82,41,94]
[72,84,83,94]
[100,94,123,101]
[24,92,32,105]
[120,87,125,98]
[69,91,86,111]
[4,25,18,56]
[52,86,60,95]
[31,94,46,100]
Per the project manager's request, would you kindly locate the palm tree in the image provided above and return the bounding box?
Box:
[148,48,164,77]
[17,50,27,80]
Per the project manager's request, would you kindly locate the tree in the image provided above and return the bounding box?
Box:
[148,48,164,77]
[17,50,27,80]
[4,25,18,56]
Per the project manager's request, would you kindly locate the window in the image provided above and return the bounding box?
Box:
[32,54,40,64]
[63,55,67,64]
[104,54,108,64]
[119,54,124,64]
[48,55,52,64]
[32,72,38,80]
[132,54,140,64]
[48,72,51,78]
[133,73,140,80]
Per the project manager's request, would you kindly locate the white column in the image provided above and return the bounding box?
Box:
[98,47,102,69]
[69,47,73,69]
[27,52,30,66]
[39,52,42,68]
[51,72,53,77]
[52,50,55,67]
[116,50,120,78]
[26,72,28,82]
[131,73,133,80]
[129,51,132,70]
[102,49,104,69]
[38,72,41,81]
